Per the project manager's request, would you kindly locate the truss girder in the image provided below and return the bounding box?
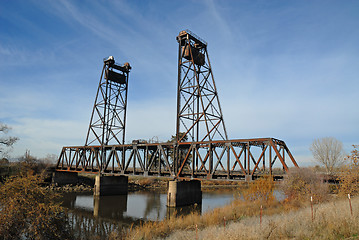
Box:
[56,138,298,180]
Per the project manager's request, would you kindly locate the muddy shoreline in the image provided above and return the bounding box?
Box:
[49,174,245,194]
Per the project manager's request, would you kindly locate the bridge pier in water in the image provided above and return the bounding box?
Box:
[52,171,78,186]
[94,175,128,196]
[167,180,202,207]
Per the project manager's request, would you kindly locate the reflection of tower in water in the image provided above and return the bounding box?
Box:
[142,192,163,220]
[93,195,128,219]
[140,191,202,220]
[64,194,138,239]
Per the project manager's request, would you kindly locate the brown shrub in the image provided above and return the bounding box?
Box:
[281,168,329,207]
[241,175,275,203]
[0,175,72,239]
[338,145,359,196]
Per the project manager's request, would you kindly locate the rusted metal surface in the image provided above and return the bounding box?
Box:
[56,138,298,180]
[105,69,126,84]
[176,30,228,143]
[85,56,131,146]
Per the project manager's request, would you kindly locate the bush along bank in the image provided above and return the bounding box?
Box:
[113,169,345,240]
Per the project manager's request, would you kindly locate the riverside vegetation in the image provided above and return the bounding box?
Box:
[0,146,358,239]
[0,174,73,239]
[111,146,359,240]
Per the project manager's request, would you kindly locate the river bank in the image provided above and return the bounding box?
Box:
[48,174,246,193]
[159,195,359,240]
[115,171,341,239]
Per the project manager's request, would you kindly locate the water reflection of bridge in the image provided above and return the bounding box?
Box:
[61,192,202,238]
[61,193,132,238]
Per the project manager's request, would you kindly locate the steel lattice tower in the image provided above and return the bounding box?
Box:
[85,56,131,146]
[176,30,228,143]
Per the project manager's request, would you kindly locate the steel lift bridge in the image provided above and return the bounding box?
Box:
[56,30,299,181]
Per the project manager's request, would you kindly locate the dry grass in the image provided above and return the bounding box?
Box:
[137,178,156,186]
[201,180,243,186]
[160,196,359,240]
[112,171,357,240]
[120,176,281,240]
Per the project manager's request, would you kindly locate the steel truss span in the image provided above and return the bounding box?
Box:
[56,138,298,180]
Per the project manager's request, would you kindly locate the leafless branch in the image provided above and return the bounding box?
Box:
[310,137,344,174]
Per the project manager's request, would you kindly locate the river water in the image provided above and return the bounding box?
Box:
[60,190,236,238]
[61,191,235,221]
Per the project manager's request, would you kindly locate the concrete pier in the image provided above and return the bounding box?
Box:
[94,175,128,196]
[52,171,78,186]
[245,174,253,182]
[167,180,202,207]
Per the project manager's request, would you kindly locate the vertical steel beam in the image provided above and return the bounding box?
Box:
[269,145,272,175]
[263,145,265,171]
[227,145,230,179]
[247,144,250,175]
[243,146,246,170]
[209,143,213,177]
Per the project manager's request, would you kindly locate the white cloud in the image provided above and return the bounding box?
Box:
[11,117,87,157]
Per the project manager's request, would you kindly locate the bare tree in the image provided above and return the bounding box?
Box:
[310,137,344,174]
[0,122,19,157]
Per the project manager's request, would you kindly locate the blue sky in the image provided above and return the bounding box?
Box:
[0,0,358,165]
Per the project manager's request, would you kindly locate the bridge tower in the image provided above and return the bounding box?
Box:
[55,32,299,201]
[85,56,131,146]
[176,30,228,143]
